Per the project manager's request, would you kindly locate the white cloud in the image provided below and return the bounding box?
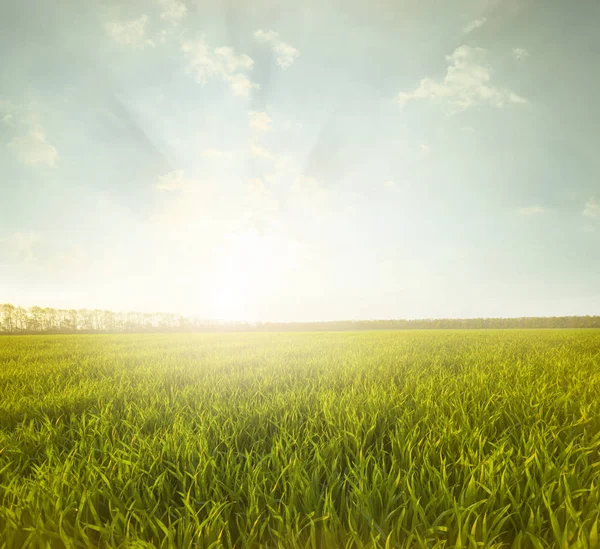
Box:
[182,39,257,97]
[512,47,529,61]
[155,169,187,191]
[247,112,276,168]
[2,99,58,166]
[420,144,431,155]
[517,205,545,215]
[249,139,274,161]
[159,0,187,22]
[9,130,58,166]
[383,180,395,188]
[213,46,254,73]
[254,29,299,69]
[463,17,487,35]
[583,198,599,218]
[105,15,154,48]
[228,74,256,97]
[248,111,272,133]
[397,45,527,113]
[155,0,187,43]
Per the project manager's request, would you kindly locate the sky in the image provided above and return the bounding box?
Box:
[1,0,599,322]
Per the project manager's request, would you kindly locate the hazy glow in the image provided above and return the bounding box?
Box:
[1,0,599,320]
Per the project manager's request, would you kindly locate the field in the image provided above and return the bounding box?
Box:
[1,330,600,548]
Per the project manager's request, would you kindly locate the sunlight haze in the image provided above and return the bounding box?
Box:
[1,0,599,321]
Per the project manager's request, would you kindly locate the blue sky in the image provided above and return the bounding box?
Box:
[1,0,599,321]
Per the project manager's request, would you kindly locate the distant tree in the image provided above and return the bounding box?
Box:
[2,302,600,334]
[1,304,16,332]
[67,309,79,331]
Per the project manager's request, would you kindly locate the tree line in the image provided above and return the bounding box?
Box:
[1,303,599,334]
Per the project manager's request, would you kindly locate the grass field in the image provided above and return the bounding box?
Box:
[1,330,600,548]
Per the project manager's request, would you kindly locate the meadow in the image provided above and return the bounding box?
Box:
[0,330,599,548]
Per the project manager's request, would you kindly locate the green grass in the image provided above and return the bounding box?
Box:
[1,330,600,548]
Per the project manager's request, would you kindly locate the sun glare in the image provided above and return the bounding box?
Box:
[210,229,278,320]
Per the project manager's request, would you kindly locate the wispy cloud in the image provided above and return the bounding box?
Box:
[249,139,274,161]
[105,15,154,48]
[397,46,527,113]
[512,47,529,61]
[2,99,58,166]
[254,29,299,69]
[0,99,20,127]
[517,205,545,215]
[154,0,187,43]
[159,0,187,22]
[248,111,272,133]
[182,39,257,97]
[584,198,599,218]
[9,130,58,166]
[463,17,487,35]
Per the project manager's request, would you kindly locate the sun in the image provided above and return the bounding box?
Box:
[209,229,279,320]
